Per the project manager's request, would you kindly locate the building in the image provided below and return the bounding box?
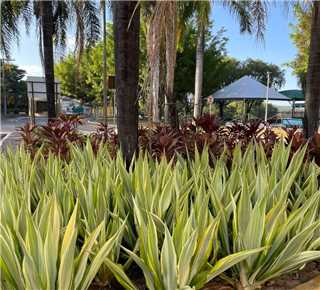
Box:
[26,76,61,115]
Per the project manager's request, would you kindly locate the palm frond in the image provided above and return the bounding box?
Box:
[53,0,70,54]
[0,0,31,58]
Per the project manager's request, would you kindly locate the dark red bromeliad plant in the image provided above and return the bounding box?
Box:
[90,122,118,157]
[19,114,85,160]
[18,113,320,166]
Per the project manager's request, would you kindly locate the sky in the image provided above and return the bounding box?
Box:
[10,2,299,92]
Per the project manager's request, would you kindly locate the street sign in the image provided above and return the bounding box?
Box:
[108,76,115,90]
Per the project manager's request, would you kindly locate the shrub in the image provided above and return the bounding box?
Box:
[0,197,124,290]
[18,114,320,167]
[1,144,320,289]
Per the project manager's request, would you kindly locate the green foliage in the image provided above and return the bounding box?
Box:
[55,24,115,104]
[210,100,278,121]
[55,22,148,104]
[0,194,124,290]
[0,1,30,58]
[288,4,312,90]
[1,143,320,290]
[1,63,27,113]
[240,58,285,89]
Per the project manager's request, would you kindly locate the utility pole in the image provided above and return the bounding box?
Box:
[264,71,270,122]
[102,0,108,125]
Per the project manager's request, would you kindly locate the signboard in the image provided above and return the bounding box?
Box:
[26,76,61,101]
[108,76,115,90]
[207,95,214,104]
[26,76,61,122]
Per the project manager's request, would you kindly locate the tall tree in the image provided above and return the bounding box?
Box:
[164,1,178,128]
[147,1,192,128]
[113,1,140,164]
[40,0,56,119]
[193,0,268,119]
[0,1,31,59]
[0,63,27,113]
[142,2,161,124]
[1,0,100,121]
[305,1,320,137]
[193,1,210,118]
[288,4,311,93]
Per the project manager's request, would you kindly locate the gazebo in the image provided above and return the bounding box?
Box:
[210,76,290,120]
[279,89,304,117]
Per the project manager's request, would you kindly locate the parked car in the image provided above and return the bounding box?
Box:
[270,118,303,128]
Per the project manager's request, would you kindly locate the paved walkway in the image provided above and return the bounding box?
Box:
[0,116,111,151]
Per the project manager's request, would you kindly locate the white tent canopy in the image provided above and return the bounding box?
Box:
[211,76,289,101]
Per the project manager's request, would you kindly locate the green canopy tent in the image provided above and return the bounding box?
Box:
[279,90,304,117]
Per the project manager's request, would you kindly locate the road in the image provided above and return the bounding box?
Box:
[0,116,109,150]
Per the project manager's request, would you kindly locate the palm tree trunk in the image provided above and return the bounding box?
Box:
[152,42,160,123]
[113,1,140,164]
[304,1,320,137]
[40,0,56,120]
[147,21,160,124]
[164,1,178,128]
[193,24,204,119]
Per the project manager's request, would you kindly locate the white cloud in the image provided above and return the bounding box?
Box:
[20,65,43,77]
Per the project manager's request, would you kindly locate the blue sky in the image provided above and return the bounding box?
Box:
[11,2,299,91]
[211,2,298,90]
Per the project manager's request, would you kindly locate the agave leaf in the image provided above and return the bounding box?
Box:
[189,221,218,279]
[74,222,104,289]
[122,246,156,290]
[104,258,138,290]
[57,201,79,290]
[200,248,265,287]
[79,222,125,290]
[0,231,25,290]
[258,251,320,283]
[44,198,61,290]
[177,230,197,287]
[161,226,177,290]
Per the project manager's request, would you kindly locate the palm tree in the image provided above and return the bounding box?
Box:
[39,0,56,119]
[147,1,267,127]
[193,1,210,119]
[112,1,140,164]
[143,2,161,124]
[164,1,178,128]
[193,1,268,119]
[148,1,193,128]
[304,1,320,137]
[1,0,100,121]
[0,1,31,59]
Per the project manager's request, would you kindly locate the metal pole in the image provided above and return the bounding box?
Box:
[264,72,270,122]
[2,63,7,117]
[102,0,108,125]
[31,82,35,125]
[292,100,295,118]
[243,99,246,121]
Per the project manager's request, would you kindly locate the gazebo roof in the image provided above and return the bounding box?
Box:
[279,90,304,101]
[211,76,290,101]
